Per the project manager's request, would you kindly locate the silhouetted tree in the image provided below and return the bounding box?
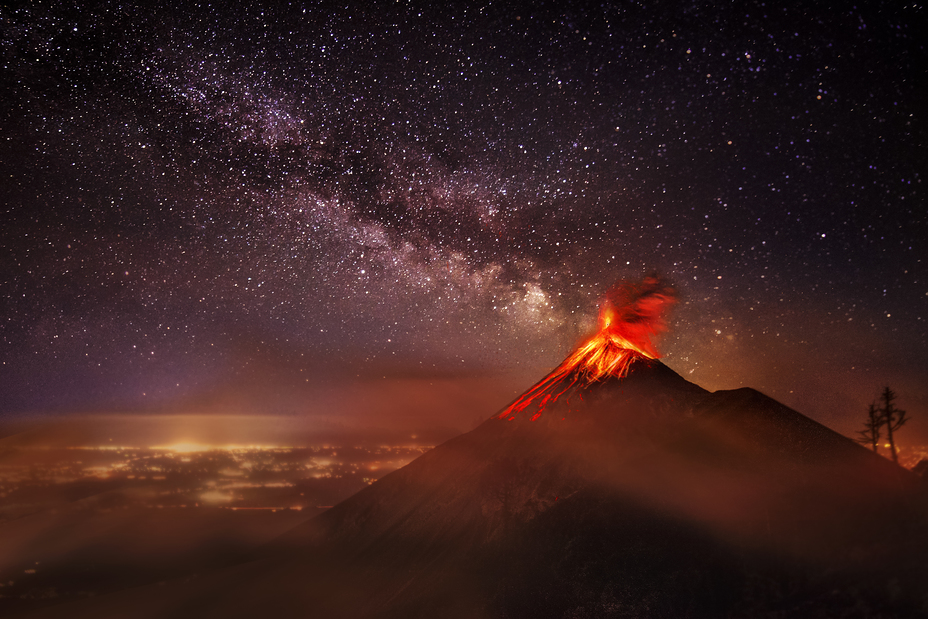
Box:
[856,402,882,454]
[878,386,909,465]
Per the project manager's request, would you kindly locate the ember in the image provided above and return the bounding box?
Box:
[499,275,677,420]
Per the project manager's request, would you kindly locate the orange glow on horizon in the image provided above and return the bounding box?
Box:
[149,443,289,453]
[499,276,676,421]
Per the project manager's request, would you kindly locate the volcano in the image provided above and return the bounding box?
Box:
[19,281,928,618]
[244,363,924,619]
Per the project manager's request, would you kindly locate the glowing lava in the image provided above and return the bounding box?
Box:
[498,275,677,421]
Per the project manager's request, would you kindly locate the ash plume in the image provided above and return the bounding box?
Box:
[500,274,677,421]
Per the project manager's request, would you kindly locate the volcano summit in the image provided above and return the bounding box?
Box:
[18,280,928,619]
[501,275,677,422]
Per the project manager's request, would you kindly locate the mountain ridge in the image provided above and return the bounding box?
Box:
[16,359,928,618]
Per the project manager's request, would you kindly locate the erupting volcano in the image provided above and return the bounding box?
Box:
[500,275,677,421]
[20,279,928,619]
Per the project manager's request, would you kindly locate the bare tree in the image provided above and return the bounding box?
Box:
[879,387,909,465]
[856,402,882,454]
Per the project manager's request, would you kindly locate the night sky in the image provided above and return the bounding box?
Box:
[2,2,926,443]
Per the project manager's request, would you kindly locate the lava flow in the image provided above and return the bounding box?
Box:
[499,275,677,421]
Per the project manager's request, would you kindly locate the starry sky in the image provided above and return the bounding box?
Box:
[2,2,926,443]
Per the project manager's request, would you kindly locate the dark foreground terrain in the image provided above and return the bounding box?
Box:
[11,362,928,617]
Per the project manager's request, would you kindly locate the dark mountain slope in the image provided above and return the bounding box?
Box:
[271,361,925,618]
[19,361,928,618]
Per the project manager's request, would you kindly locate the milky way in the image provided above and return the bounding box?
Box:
[2,2,926,439]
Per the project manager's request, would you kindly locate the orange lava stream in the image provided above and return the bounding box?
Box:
[498,276,675,421]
